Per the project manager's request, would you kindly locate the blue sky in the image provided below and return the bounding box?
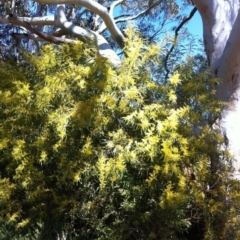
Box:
[187,11,202,38]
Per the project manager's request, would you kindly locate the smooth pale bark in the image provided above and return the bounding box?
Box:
[56,4,121,68]
[0,0,159,68]
[0,3,121,68]
[193,0,240,179]
[8,14,77,44]
[0,16,56,26]
[34,0,125,48]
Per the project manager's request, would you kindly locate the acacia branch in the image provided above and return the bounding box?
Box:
[164,7,197,80]
[34,0,125,48]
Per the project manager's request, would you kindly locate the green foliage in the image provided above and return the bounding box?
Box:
[0,29,239,239]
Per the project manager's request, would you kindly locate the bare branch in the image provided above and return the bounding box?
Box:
[94,32,121,68]
[11,31,71,46]
[109,0,124,16]
[11,0,16,13]
[8,14,77,44]
[92,14,100,31]
[56,5,95,43]
[115,0,162,23]
[97,0,124,32]
[98,0,162,34]
[51,28,68,37]
[98,0,162,33]
[98,10,148,33]
[12,32,44,42]
[164,7,197,80]
[55,5,121,68]
[148,19,168,42]
[0,15,56,26]
[66,5,76,20]
[34,0,125,48]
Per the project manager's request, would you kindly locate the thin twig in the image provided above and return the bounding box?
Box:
[164,7,197,80]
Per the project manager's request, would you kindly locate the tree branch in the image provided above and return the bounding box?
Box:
[56,5,95,43]
[0,15,56,26]
[97,0,123,33]
[98,0,163,34]
[11,0,16,13]
[55,5,121,68]
[164,7,197,80]
[11,33,40,52]
[115,0,162,23]
[109,0,124,16]
[66,6,75,20]
[97,8,149,34]
[8,14,77,44]
[49,28,68,37]
[148,20,167,42]
[34,0,125,48]
[12,32,44,42]
[0,6,121,67]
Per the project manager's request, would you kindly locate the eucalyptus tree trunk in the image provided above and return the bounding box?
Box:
[193,0,240,180]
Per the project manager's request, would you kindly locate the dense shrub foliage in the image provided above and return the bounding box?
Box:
[0,31,240,239]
